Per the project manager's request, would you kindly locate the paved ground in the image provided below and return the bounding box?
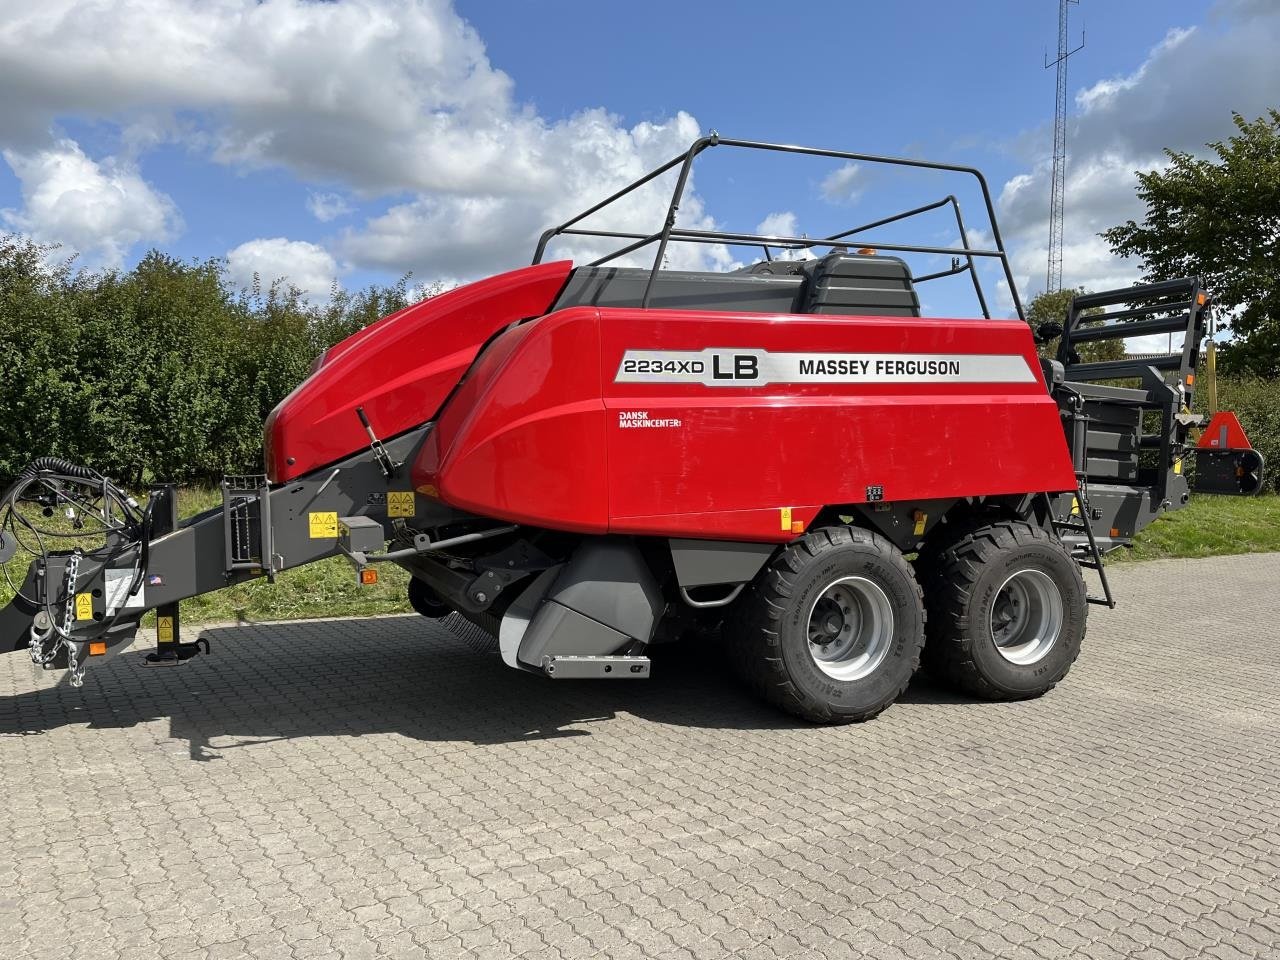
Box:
[1,553,1278,960]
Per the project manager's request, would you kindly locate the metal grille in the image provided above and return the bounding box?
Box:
[222,475,269,570]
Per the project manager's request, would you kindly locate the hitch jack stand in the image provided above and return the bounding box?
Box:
[142,601,209,666]
[139,484,210,667]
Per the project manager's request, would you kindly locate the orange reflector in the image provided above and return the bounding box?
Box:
[1186,374,1195,386]
[1110,528,1120,538]
[857,247,877,256]
[1196,292,1207,305]
[360,568,379,585]
[791,520,805,534]
[89,641,107,656]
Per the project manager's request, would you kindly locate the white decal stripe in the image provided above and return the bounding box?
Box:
[615,349,1036,386]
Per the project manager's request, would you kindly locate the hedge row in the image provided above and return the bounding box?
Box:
[0,237,432,485]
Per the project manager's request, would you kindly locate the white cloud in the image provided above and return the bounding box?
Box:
[339,110,735,278]
[224,237,339,300]
[1074,28,1195,115]
[306,192,354,223]
[821,163,863,203]
[998,1,1280,305]
[749,211,817,263]
[756,212,799,237]
[0,0,722,281]
[1,139,180,267]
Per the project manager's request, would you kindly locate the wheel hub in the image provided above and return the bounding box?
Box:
[806,577,894,682]
[989,569,1064,666]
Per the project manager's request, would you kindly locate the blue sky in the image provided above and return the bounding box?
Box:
[1,0,1275,320]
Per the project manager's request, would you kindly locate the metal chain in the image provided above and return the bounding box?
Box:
[67,647,86,688]
[27,622,60,665]
[28,549,81,666]
[60,549,81,642]
[63,551,87,687]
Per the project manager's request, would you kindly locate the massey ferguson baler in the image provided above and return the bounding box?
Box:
[0,137,1264,723]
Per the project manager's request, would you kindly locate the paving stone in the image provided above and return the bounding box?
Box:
[2,553,1278,959]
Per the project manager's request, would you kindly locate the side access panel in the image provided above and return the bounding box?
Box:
[599,308,1077,541]
[415,307,1078,543]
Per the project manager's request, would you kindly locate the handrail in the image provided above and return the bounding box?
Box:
[532,135,1025,320]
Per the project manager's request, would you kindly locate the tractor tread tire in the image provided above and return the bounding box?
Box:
[728,526,924,724]
[920,520,1086,701]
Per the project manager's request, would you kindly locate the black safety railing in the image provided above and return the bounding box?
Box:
[1057,277,1209,396]
[532,135,1024,321]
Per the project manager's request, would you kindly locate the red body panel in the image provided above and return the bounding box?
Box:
[263,261,572,482]
[413,306,1078,542]
[416,308,611,532]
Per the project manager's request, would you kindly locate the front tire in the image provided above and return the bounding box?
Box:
[727,526,925,723]
[920,520,1087,700]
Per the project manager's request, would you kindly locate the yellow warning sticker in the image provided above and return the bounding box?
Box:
[913,511,928,537]
[75,593,93,621]
[157,616,174,644]
[309,511,338,539]
[387,491,415,518]
[780,506,793,531]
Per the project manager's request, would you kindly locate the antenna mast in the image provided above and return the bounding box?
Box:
[1045,0,1084,293]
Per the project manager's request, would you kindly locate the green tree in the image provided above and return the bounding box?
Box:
[1103,110,1280,376]
[1027,287,1125,363]
[0,238,81,476]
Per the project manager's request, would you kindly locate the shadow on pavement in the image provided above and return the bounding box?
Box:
[1,614,972,760]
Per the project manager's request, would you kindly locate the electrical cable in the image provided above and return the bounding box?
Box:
[0,460,147,645]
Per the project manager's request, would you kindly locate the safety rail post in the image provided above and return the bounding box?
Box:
[641,135,718,308]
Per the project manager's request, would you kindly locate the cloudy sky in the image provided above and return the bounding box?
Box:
[0,0,1276,317]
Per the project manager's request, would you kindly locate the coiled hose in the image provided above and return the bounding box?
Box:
[1,458,148,652]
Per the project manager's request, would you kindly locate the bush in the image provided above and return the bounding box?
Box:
[0,237,436,486]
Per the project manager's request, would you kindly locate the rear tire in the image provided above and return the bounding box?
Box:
[727,526,924,723]
[920,520,1087,700]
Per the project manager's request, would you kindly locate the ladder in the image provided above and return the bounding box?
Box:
[1051,475,1115,608]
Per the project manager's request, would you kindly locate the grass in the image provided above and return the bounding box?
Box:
[4,486,1279,625]
[1111,492,1280,562]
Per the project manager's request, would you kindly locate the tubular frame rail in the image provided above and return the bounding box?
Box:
[1056,277,1209,393]
[532,135,1024,321]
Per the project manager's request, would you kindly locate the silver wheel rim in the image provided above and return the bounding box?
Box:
[989,569,1063,665]
[806,576,895,682]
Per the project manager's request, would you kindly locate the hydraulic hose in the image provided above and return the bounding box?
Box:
[1,458,145,630]
[8,457,103,489]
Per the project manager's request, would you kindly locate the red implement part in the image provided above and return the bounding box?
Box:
[264,261,572,482]
[1196,410,1253,450]
[413,306,1078,542]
